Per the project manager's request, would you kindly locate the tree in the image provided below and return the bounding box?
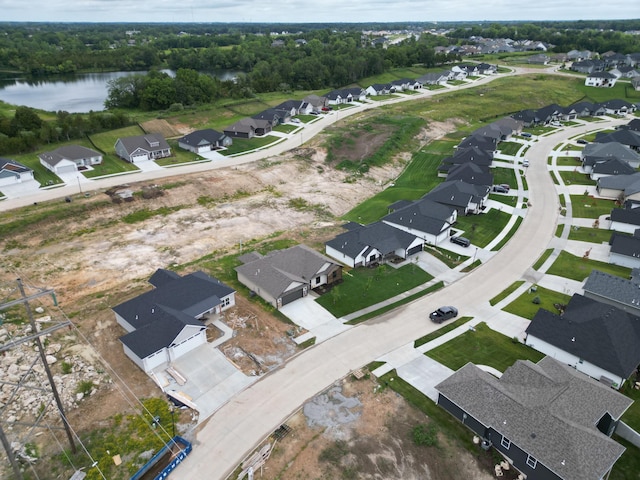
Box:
[10,106,43,135]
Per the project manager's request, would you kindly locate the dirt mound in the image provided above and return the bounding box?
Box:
[141,118,185,138]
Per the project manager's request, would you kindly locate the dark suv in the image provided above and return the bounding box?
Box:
[430,306,458,323]
[450,236,470,247]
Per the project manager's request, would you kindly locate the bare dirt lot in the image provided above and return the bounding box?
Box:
[0,117,495,479]
[252,375,497,480]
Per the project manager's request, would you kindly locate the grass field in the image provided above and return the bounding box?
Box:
[343,139,457,223]
[547,250,631,282]
[315,263,432,318]
[558,170,595,186]
[570,194,616,219]
[454,208,511,249]
[425,322,544,372]
[82,155,140,178]
[567,225,618,243]
[90,125,146,153]
[11,150,64,186]
[497,141,523,156]
[503,285,572,320]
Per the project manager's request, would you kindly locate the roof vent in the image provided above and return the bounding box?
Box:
[571,337,575,342]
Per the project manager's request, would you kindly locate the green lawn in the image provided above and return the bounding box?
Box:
[11,150,63,186]
[570,194,616,219]
[315,263,432,318]
[491,167,518,188]
[82,154,140,178]
[414,316,472,348]
[425,322,544,372]
[90,125,145,153]
[558,170,595,186]
[454,209,511,249]
[489,281,525,306]
[533,248,554,270]
[547,250,631,282]
[503,285,572,320]
[343,139,457,223]
[273,123,298,134]
[567,225,619,244]
[498,141,524,156]
[220,135,283,155]
[555,156,582,167]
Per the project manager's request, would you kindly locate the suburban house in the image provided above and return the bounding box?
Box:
[0,158,34,186]
[596,172,640,200]
[445,162,494,187]
[324,87,366,105]
[456,135,497,153]
[253,108,289,127]
[595,130,640,151]
[609,206,640,234]
[178,129,232,153]
[439,147,494,174]
[632,77,640,91]
[302,94,329,112]
[417,71,450,86]
[585,71,617,88]
[582,142,640,173]
[600,99,636,116]
[435,356,632,480]
[39,145,103,174]
[527,53,550,64]
[525,294,640,389]
[235,244,343,309]
[114,134,171,163]
[424,180,490,215]
[609,231,640,268]
[113,269,236,372]
[365,83,393,96]
[381,197,457,246]
[325,221,423,268]
[590,158,635,181]
[583,269,640,316]
[224,118,259,139]
[274,99,309,116]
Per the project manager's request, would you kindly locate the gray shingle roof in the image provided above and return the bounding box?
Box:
[382,197,455,235]
[117,134,170,155]
[583,269,640,307]
[114,270,234,357]
[526,294,640,380]
[325,221,419,259]
[235,245,338,300]
[583,142,640,163]
[424,180,489,209]
[592,158,635,176]
[610,231,640,257]
[436,357,631,480]
[179,129,227,147]
[38,145,101,166]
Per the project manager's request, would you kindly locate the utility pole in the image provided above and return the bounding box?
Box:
[0,423,23,480]
[15,279,77,455]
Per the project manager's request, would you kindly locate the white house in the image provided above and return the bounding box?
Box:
[38,145,103,174]
[0,159,34,186]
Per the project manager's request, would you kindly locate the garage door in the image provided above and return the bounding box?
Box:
[280,288,304,307]
[55,164,78,174]
[407,244,423,256]
[131,154,149,163]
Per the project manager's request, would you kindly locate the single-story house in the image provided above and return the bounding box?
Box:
[600,99,636,116]
[583,269,640,316]
[324,87,366,105]
[235,244,342,309]
[445,162,494,187]
[525,294,640,389]
[325,221,423,268]
[114,134,171,163]
[609,231,640,268]
[417,71,449,86]
[597,172,640,201]
[585,71,617,88]
[0,158,34,186]
[527,53,550,64]
[381,197,457,246]
[365,83,393,96]
[224,118,258,139]
[39,145,103,174]
[439,146,494,174]
[610,206,640,234]
[424,180,490,215]
[302,94,329,112]
[582,142,640,172]
[590,158,635,181]
[113,269,236,372]
[435,356,632,480]
[595,129,640,151]
[178,129,232,153]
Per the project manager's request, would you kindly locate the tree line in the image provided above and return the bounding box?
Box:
[0,106,130,155]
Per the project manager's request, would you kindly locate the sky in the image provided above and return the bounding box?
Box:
[1,0,639,24]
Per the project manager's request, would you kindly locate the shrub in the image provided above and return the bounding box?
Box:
[411,423,438,447]
[61,361,72,374]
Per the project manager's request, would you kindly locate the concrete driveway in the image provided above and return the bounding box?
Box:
[173,117,632,480]
[279,294,351,344]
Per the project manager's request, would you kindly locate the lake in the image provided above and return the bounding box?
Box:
[0,69,240,113]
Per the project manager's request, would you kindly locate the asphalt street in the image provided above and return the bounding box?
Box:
[173,118,629,478]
